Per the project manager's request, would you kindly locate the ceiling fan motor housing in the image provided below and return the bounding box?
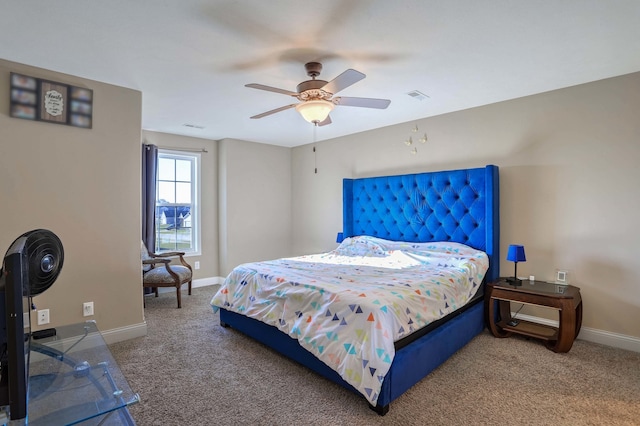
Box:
[297,80,331,100]
[298,62,332,99]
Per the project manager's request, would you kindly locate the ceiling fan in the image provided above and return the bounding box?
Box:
[245,62,391,126]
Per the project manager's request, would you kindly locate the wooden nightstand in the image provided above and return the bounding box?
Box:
[484,278,583,353]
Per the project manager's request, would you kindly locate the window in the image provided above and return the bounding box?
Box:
[155,150,200,255]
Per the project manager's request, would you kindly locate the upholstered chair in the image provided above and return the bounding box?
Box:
[141,241,192,308]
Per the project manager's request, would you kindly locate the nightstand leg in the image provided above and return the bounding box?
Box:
[551,300,577,353]
[575,299,583,338]
[486,296,511,338]
[498,300,511,322]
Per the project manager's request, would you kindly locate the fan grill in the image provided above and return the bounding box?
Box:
[12,229,65,296]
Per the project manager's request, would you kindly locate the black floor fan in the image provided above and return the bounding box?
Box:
[0,229,64,421]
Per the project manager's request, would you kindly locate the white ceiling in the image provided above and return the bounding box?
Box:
[2,1,640,147]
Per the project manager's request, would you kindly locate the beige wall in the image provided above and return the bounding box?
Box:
[141,131,219,279]
[292,72,640,339]
[0,59,143,334]
[4,57,637,343]
[218,138,292,275]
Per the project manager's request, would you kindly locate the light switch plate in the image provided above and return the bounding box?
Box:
[556,270,568,284]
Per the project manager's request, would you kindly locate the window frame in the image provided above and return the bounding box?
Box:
[155,149,201,256]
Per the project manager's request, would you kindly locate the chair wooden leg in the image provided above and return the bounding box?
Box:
[188,280,192,295]
[176,286,182,308]
[155,288,159,298]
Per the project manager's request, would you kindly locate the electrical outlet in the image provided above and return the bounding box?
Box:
[83,302,94,317]
[37,309,50,325]
[194,261,200,270]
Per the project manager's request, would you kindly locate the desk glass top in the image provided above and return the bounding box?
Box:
[27,321,138,425]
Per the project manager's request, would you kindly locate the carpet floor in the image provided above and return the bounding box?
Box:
[109,286,640,425]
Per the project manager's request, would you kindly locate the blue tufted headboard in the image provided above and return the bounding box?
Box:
[343,165,499,282]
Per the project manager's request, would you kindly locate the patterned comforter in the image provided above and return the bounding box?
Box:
[210,236,488,405]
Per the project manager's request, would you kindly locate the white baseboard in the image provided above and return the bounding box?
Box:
[101,321,148,345]
[104,278,223,344]
[154,276,224,294]
[32,321,148,357]
[192,276,225,288]
[515,313,640,353]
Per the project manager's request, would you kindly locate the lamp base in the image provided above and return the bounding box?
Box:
[506,277,522,286]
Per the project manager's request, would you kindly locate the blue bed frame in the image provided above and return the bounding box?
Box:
[219,165,499,414]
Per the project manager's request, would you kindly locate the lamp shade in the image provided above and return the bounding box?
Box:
[336,232,344,243]
[295,100,334,123]
[506,244,526,262]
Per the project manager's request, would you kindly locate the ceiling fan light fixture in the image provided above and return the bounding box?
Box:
[296,100,335,124]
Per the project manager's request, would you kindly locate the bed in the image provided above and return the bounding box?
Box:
[211,165,499,414]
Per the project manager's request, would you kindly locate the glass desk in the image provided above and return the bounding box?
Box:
[27,321,139,425]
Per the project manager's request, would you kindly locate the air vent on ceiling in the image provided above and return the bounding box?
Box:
[406,90,429,101]
[183,123,205,129]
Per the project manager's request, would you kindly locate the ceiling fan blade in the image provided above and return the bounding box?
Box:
[334,96,391,109]
[317,115,332,127]
[321,69,365,95]
[250,104,297,119]
[245,83,298,97]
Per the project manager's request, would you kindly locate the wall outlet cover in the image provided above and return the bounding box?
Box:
[37,309,50,325]
[83,302,94,317]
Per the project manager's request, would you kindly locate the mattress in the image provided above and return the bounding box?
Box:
[211,236,489,405]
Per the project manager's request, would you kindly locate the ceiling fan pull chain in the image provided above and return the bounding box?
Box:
[313,124,318,174]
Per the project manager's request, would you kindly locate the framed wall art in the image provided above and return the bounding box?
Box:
[10,73,38,120]
[69,86,93,128]
[39,80,69,124]
[9,72,93,129]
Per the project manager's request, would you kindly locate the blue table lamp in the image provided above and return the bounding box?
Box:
[506,244,526,285]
